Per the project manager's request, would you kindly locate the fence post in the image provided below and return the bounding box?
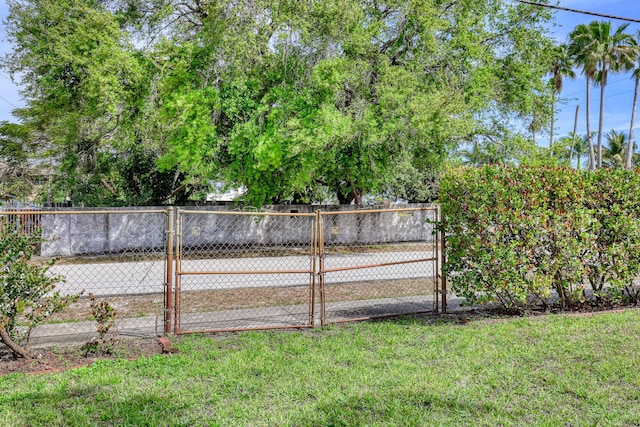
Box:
[317,210,327,326]
[174,210,182,334]
[310,210,319,327]
[439,205,447,314]
[434,206,440,313]
[165,206,175,334]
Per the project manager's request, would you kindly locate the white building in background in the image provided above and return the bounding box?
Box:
[205,185,247,204]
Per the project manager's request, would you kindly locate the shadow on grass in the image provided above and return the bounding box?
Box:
[2,382,204,426]
[289,390,497,426]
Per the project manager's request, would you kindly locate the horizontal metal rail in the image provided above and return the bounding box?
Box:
[327,309,436,325]
[176,324,314,335]
[319,207,437,216]
[321,256,436,273]
[178,210,316,217]
[177,269,314,275]
[1,210,167,215]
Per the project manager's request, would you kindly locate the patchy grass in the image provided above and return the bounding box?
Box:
[2,310,640,426]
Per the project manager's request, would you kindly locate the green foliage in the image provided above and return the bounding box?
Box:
[583,168,640,301]
[3,0,556,206]
[83,293,117,355]
[457,134,560,167]
[0,122,39,200]
[0,226,81,358]
[441,165,640,311]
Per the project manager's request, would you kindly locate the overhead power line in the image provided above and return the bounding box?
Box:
[513,0,640,24]
[0,94,18,108]
[562,77,630,99]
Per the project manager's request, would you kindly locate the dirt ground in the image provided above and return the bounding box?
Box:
[2,304,637,376]
[0,337,167,376]
[47,278,436,322]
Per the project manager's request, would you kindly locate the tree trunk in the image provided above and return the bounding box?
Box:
[586,76,596,170]
[550,90,556,156]
[0,325,33,359]
[337,191,355,205]
[597,69,607,169]
[569,105,579,167]
[627,76,639,169]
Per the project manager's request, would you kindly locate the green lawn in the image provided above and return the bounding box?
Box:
[2,310,640,426]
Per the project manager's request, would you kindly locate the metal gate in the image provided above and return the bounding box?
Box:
[171,206,445,334]
[0,205,444,344]
[172,208,317,334]
[318,206,444,325]
[1,207,170,346]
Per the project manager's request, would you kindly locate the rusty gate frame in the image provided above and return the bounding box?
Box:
[169,206,446,334]
[171,208,318,335]
[317,206,445,326]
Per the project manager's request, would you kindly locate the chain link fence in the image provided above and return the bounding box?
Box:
[173,209,317,333]
[318,207,440,325]
[1,205,443,347]
[1,209,169,347]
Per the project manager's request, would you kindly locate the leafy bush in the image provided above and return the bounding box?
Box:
[0,226,82,358]
[83,293,117,355]
[441,165,640,311]
[583,169,640,302]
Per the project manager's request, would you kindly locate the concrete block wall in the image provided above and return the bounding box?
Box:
[40,209,166,257]
[39,204,436,257]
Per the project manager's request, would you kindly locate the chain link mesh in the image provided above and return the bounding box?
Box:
[319,207,439,324]
[174,209,316,333]
[1,209,168,346]
[1,206,441,346]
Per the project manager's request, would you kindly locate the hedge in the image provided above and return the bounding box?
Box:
[440,165,640,310]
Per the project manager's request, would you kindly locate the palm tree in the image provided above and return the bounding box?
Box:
[570,21,636,168]
[627,33,640,169]
[571,133,589,170]
[603,129,627,168]
[569,24,598,169]
[549,44,575,155]
[530,115,542,146]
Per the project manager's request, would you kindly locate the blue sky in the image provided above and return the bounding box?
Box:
[547,0,640,147]
[0,0,19,123]
[1,0,640,148]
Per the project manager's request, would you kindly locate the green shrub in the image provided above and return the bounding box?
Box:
[83,293,117,355]
[441,165,640,311]
[0,226,82,358]
[584,168,640,302]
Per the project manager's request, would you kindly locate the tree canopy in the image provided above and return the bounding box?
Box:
[3,0,556,206]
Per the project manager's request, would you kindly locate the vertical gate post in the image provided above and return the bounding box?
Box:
[440,205,447,314]
[165,206,175,334]
[174,210,182,334]
[318,211,327,326]
[309,210,319,327]
[434,206,440,313]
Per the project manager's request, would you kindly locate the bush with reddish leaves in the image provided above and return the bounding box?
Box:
[441,165,640,311]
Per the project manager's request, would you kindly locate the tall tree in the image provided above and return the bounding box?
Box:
[2,0,190,205]
[603,129,627,168]
[569,24,597,170]
[3,0,557,206]
[570,21,636,168]
[627,33,640,169]
[135,0,555,205]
